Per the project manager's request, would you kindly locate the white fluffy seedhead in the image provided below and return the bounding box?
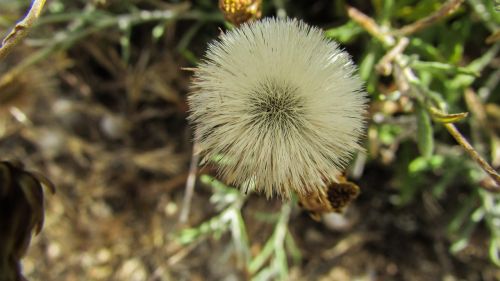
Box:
[188,18,367,198]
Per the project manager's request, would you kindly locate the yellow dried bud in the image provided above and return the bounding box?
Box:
[219,0,262,26]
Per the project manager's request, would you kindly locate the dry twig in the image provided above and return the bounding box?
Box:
[396,0,464,36]
[444,123,500,191]
[0,0,47,60]
[375,37,409,76]
[179,142,200,223]
[346,6,394,47]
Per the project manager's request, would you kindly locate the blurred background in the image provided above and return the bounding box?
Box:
[0,0,499,280]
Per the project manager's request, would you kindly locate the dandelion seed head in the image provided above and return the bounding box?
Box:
[189,18,367,198]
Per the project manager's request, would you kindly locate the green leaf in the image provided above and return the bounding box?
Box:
[324,21,362,43]
[378,124,402,145]
[416,104,434,159]
[428,107,468,123]
[411,61,479,77]
[489,239,500,267]
[409,38,445,61]
[285,230,301,264]
[249,234,275,274]
[377,0,395,25]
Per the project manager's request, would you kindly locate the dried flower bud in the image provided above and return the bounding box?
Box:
[219,0,262,26]
[298,178,360,221]
[0,161,55,281]
[189,18,367,199]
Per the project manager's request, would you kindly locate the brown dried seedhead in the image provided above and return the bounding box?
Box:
[0,161,55,281]
[298,176,360,221]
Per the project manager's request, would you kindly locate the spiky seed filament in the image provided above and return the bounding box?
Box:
[188,18,367,198]
[247,78,305,132]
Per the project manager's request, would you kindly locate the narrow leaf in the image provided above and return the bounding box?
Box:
[429,106,469,123]
[416,104,434,159]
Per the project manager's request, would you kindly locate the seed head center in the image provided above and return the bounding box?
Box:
[248,78,305,128]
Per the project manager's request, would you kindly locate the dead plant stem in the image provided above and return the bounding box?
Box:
[0,0,47,60]
[396,0,464,36]
[444,123,500,191]
[179,142,200,223]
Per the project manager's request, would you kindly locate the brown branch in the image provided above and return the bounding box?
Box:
[0,0,47,60]
[179,142,201,224]
[486,30,500,44]
[346,6,395,47]
[375,37,409,76]
[444,123,500,191]
[396,0,464,36]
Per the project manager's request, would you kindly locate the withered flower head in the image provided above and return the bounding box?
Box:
[0,161,54,281]
[298,179,361,221]
[188,18,367,198]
